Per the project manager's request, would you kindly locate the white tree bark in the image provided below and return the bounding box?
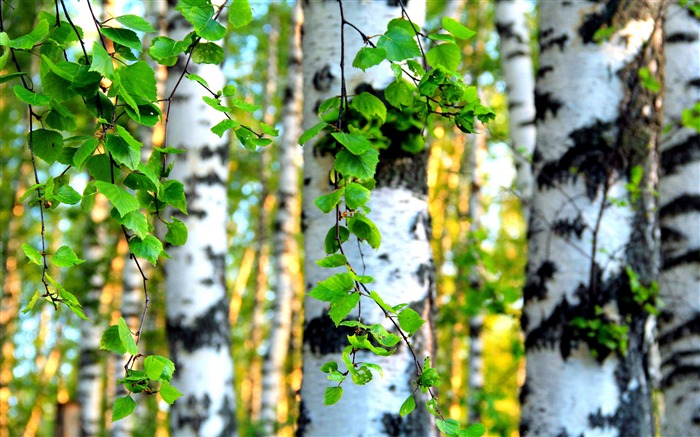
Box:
[658,4,700,436]
[164,3,236,435]
[522,1,665,436]
[299,1,436,436]
[259,1,304,434]
[495,0,536,221]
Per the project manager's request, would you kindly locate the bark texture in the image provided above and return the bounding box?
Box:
[658,4,700,436]
[260,1,304,434]
[164,3,236,435]
[298,1,436,436]
[521,1,666,436]
[495,0,536,221]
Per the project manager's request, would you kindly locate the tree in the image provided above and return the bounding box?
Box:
[658,3,700,436]
[163,2,236,435]
[521,1,665,435]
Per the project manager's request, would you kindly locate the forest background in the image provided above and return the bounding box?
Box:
[0,0,698,436]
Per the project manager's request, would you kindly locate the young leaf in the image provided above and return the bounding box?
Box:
[442,17,476,40]
[148,355,176,382]
[399,395,416,417]
[309,273,354,302]
[30,129,64,164]
[350,92,387,123]
[385,80,414,109]
[118,317,139,355]
[352,47,387,71]
[211,119,241,137]
[229,0,253,29]
[105,134,140,170]
[328,291,360,326]
[299,121,327,145]
[115,14,156,32]
[112,396,136,422]
[370,324,401,347]
[320,361,339,373]
[348,214,381,249]
[149,36,190,67]
[314,187,345,213]
[460,424,486,437]
[192,42,224,64]
[315,253,348,268]
[165,218,188,246]
[129,235,163,266]
[398,307,424,336]
[332,132,373,156]
[426,43,461,71]
[101,325,126,354]
[21,291,40,314]
[437,419,461,437]
[160,180,187,214]
[13,85,51,106]
[144,355,167,381]
[90,41,115,79]
[101,27,142,51]
[54,185,81,205]
[323,386,343,406]
[95,181,139,218]
[51,245,85,268]
[324,225,350,254]
[9,20,49,49]
[334,149,379,179]
[22,243,43,265]
[176,0,227,40]
[159,381,183,404]
[345,182,371,210]
[260,122,279,137]
[377,26,421,62]
[114,210,150,240]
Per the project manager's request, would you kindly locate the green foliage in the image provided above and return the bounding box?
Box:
[571,306,629,358]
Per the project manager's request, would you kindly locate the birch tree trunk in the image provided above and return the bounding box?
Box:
[521,1,665,436]
[259,1,304,434]
[658,4,700,436]
[164,2,236,435]
[298,2,436,436]
[494,0,536,221]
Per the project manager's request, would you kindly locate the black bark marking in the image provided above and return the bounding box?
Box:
[386,0,408,6]
[216,394,237,437]
[301,208,307,232]
[541,34,568,52]
[658,314,700,348]
[662,250,700,270]
[303,314,353,355]
[689,77,700,89]
[579,0,621,44]
[519,118,537,127]
[534,91,563,122]
[659,194,700,219]
[537,65,554,79]
[167,297,231,358]
[523,260,557,303]
[296,400,311,437]
[551,214,586,239]
[205,245,227,287]
[200,144,228,165]
[312,65,334,92]
[537,120,618,200]
[192,172,225,186]
[496,21,527,44]
[506,49,529,60]
[379,253,390,262]
[660,134,700,175]
[303,177,311,186]
[666,32,698,44]
[382,413,404,436]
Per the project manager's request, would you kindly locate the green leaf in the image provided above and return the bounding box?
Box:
[51,246,85,268]
[114,210,150,239]
[129,235,163,266]
[10,20,49,49]
[149,36,189,67]
[54,185,81,205]
[165,218,188,246]
[260,122,278,136]
[324,225,350,254]
[186,72,209,88]
[112,396,136,422]
[370,324,401,347]
[335,149,379,179]
[144,355,166,381]
[314,187,345,213]
[211,119,240,137]
[117,61,157,105]
[176,0,226,41]
[21,291,40,314]
[329,292,360,326]
[101,325,126,354]
[229,0,253,29]
[160,180,187,214]
[309,273,355,302]
[324,386,343,406]
[348,214,381,249]
[105,134,140,170]
[118,317,139,355]
[148,355,175,382]
[385,80,414,109]
[228,97,260,112]
[638,67,661,93]
[315,254,348,268]
[320,361,339,373]
[192,42,224,64]
[345,182,371,210]
[115,14,156,32]
[398,307,424,336]
[352,47,387,71]
[0,72,29,84]
[442,17,476,40]
[400,395,416,417]
[426,43,461,71]
[81,182,97,213]
[203,96,229,112]
[459,424,486,437]
[437,419,461,437]
[13,85,51,106]
[30,129,63,164]
[101,27,142,51]
[40,56,79,82]
[299,121,327,145]
[95,181,139,218]
[377,26,421,62]
[347,334,391,356]
[159,381,183,404]
[90,41,114,79]
[22,244,42,266]
[351,92,387,123]
[0,32,9,70]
